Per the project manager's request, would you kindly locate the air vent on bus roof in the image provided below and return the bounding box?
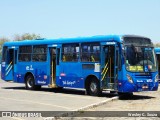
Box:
[35,38,45,40]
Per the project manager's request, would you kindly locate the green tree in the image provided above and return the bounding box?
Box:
[154,43,160,47]
[0,33,41,60]
[0,37,9,44]
[14,33,41,41]
[0,37,10,57]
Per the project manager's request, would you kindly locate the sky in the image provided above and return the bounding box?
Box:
[0,0,160,43]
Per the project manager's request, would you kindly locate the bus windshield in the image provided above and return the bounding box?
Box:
[124,45,157,72]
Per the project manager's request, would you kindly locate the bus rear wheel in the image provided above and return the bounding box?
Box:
[87,78,101,96]
[25,75,41,90]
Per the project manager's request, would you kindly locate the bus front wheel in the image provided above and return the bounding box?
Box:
[25,75,41,90]
[87,78,101,96]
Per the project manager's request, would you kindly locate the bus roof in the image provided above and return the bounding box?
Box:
[3,34,151,46]
[155,48,160,54]
[3,35,122,46]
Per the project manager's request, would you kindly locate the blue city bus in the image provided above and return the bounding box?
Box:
[1,35,159,96]
[155,47,160,82]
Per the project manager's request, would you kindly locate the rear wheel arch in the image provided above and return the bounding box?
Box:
[85,75,101,96]
[24,72,35,83]
[85,75,98,88]
[24,72,41,90]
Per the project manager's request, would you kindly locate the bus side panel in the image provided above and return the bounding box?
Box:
[34,62,50,85]
[81,63,101,87]
[1,62,6,80]
[15,63,29,83]
[58,62,84,88]
[13,64,18,82]
[16,62,50,85]
[1,64,14,81]
[7,69,13,80]
[82,70,100,82]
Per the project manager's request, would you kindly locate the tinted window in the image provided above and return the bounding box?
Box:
[81,43,100,62]
[62,44,79,62]
[19,46,32,53]
[123,37,151,45]
[2,46,7,62]
[18,46,32,62]
[32,45,47,62]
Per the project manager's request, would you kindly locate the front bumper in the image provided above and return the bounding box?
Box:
[118,80,159,93]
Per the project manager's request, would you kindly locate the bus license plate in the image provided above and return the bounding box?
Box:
[142,86,148,89]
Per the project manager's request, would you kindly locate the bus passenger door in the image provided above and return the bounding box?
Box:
[101,43,119,91]
[2,48,17,81]
[156,54,160,80]
[49,47,60,87]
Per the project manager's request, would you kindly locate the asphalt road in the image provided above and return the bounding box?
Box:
[0,79,118,120]
[72,84,160,120]
[2,79,159,120]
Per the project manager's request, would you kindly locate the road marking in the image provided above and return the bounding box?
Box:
[71,96,119,111]
[10,117,25,120]
[0,97,71,110]
[0,88,106,101]
[55,96,119,117]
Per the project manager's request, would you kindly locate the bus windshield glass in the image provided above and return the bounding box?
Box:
[123,36,157,72]
[124,46,157,72]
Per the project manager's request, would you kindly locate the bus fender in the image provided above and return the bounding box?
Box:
[84,74,99,89]
[24,72,35,83]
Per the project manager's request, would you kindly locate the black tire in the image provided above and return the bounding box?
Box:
[87,78,101,96]
[25,75,41,90]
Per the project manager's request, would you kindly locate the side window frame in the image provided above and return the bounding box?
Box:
[32,45,47,62]
[81,42,100,62]
[2,46,8,62]
[62,43,79,62]
[18,45,32,62]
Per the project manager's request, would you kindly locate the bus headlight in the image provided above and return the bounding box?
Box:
[127,74,133,83]
[155,74,159,82]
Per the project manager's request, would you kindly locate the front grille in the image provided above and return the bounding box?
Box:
[135,73,152,79]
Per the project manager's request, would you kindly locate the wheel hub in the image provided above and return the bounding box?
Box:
[90,82,97,93]
[27,78,33,88]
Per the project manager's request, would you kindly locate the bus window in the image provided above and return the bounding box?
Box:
[125,46,157,72]
[81,43,100,62]
[2,46,7,62]
[32,45,47,62]
[62,44,79,62]
[18,46,32,62]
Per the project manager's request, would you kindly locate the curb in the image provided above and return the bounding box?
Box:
[55,96,119,118]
